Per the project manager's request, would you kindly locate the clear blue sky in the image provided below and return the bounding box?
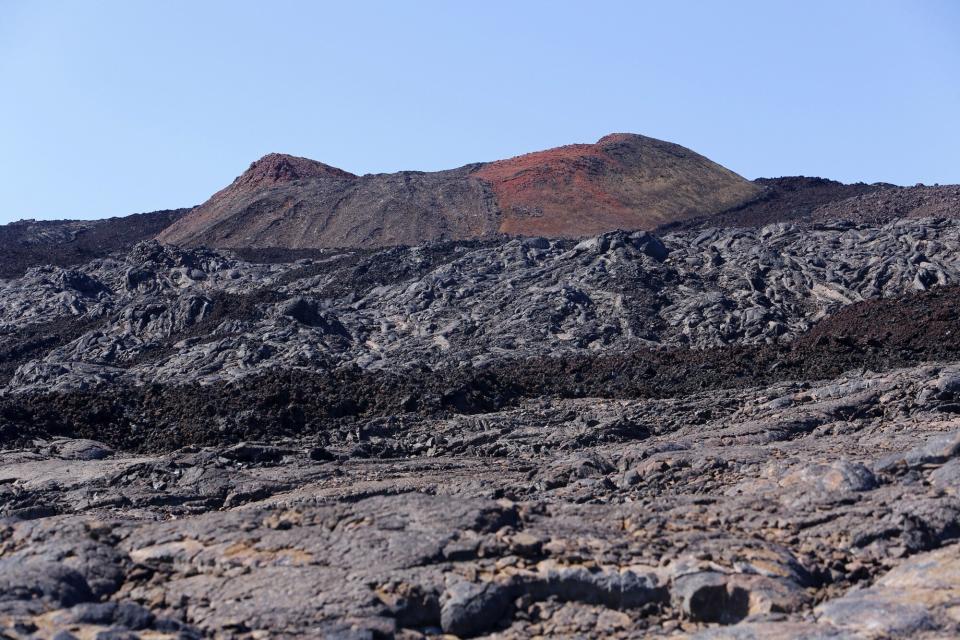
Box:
[1,0,958,223]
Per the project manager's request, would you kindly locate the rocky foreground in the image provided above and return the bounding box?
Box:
[2,219,960,638]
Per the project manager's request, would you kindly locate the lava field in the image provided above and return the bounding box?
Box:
[1,208,960,639]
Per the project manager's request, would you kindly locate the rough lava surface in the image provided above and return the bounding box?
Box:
[3,212,960,637]
[3,143,960,638]
[0,209,189,279]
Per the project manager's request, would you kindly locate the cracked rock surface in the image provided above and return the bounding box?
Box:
[2,219,960,638]
[2,363,960,637]
[4,218,960,393]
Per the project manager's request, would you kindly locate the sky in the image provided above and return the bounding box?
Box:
[1,1,958,224]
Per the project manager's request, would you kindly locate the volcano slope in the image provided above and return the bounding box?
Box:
[0,209,190,279]
[3,219,960,638]
[156,134,762,249]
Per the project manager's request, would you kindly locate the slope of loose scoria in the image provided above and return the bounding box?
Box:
[157,134,761,249]
[474,133,762,236]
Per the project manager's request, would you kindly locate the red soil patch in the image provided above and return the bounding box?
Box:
[474,134,760,237]
[473,142,632,236]
[235,153,356,188]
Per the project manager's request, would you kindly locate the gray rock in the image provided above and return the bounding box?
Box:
[816,594,936,636]
[527,565,666,609]
[440,580,512,637]
[693,621,845,639]
[50,438,114,460]
[0,560,93,609]
[66,601,154,630]
[672,572,809,624]
[673,572,744,623]
[780,459,877,499]
[930,457,960,491]
[906,431,960,467]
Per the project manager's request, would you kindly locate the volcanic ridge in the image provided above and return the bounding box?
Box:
[156,134,763,249]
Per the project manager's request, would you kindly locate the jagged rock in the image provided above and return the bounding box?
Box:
[526,563,666,609]
[8,219,960,392]
[48,438,114,460]
[930,459,960,492]
[815,544,960,637]
[0,560,93,613]
[877,431,960,471]
[58,601,154,629]
[441,580,512,637]
[672,571,810,624]
[780,460,876,494]
[4,218,960,638]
